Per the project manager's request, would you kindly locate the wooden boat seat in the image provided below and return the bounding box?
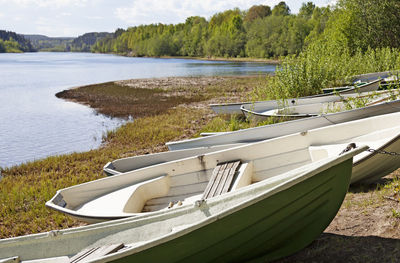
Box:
[70,243,124,263]
[202,160,252,199]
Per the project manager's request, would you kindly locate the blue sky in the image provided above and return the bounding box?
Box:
[0,0,336,37]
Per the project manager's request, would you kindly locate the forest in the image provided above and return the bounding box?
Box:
[92,1,329,58]
[23,32,113,52]
[0,32,113,53]
[70,32,114,52]
[92,0,400,85]
[0,30,35,53]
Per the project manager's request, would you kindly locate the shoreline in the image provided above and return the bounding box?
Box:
[154,55,281,64]
[91,51,282,64]
[55,75,267,119]
[29,50,282,64]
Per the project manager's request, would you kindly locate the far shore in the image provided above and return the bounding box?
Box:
[155,55,281,64]
[92,51,282,64]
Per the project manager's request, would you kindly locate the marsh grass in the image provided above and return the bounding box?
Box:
[56,82,205,118]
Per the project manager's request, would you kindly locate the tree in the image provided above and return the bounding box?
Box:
[298,2,315,19]
[244,5,271,23]
[335,0,400,52]
[206,9,246,57]
[303,6,332,46]
[272,1,290,16]
[0,40,5,53]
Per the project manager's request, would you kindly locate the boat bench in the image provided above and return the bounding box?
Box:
[202,160,252,199]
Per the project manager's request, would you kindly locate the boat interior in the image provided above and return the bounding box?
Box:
[55,141,340,218]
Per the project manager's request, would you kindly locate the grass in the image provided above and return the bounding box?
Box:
[56,82,205,118]
[0,75,269,238]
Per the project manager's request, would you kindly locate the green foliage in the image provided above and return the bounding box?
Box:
[0,40,5,52]
[24,33,112,52]
[24,35,73,51]
[70,32,113,52]
[337,0,400,53]
[92,1,327,59]
[272,1,291,16]
[3,39,22,53]
[265,38,400,100]
[298,2,316,19]
[244,5,271,23]
[0,30,35,53]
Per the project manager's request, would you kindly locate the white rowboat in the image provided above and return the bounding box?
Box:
[168,99,400,150]
[241,90,398,122]
[0,147,364,262]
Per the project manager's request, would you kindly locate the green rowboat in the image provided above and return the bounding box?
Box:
[0,147,366,262]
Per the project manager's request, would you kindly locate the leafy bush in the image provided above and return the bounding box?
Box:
[264,43,400,100]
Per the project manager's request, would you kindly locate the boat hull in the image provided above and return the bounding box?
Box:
[103,159,353,263]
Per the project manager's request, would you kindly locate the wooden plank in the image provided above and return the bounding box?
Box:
[207,162,229,198]
[202,160,241,200]
[214,162,235,196]
[70,243,124,263]
[70,247,97,263]
[221,161,241,194]
[201,164,223,200]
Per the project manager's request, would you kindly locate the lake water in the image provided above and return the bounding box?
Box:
[0,52,276,168]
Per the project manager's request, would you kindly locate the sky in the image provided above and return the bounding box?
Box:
[0,0,336,37]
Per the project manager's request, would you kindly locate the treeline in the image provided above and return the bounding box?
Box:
[260,0,400,99]
[0,30,35,53]
[70,32,114,52]
[92,2,330,58]
[24,33,113,52]
[24,35,74,52]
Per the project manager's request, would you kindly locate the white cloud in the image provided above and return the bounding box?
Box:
[0,0,89,8]
[87,16,103,20]
[115,0,276,25]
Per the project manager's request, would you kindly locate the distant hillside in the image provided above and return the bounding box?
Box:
[24,32,113,52]
[24,34,74,52]
[71,32,113,52]
[0,30,35,53]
